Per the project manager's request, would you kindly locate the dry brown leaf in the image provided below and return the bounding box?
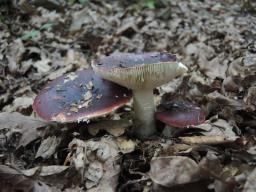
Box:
[199,53,228,79]
[3,96,33,113]
[36,136,61,159]
[179,135,238,145]
[68,136,120,191]
[0,165,52,192]
[244,86,256,111]
[88,119,131,137]
[34,59,52,74]
[0,112,47,148]
[6,39,25,74]
[22,165,72,190]
[193,119,237,138]
[70,8,94,32]
[149,156,201,188]
[116,137,136,154]
[243,167,256,192]
[206,91,246,110]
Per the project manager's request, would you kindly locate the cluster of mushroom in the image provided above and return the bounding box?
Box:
[33,52,205,138]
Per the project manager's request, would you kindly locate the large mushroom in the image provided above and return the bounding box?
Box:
[33,69,132,123]
[92,52,188,138]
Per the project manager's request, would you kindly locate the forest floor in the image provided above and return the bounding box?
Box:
[0,0,256,191]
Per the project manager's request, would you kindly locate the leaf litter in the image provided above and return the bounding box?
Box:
[1,0,256,191]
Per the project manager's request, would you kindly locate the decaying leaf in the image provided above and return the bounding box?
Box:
[0,112,47,149]
[149,156,201,188]
[0,165,51,192]
[116,137,136,154]
[179,135,238,145]
[88,119,131,137]
[3,96,34,113]
[6,39,25,74]
[206,91,246,111]
[192,119,237,138]
[243,167,256,192]
[22,165,73,189]
[36,136,61,159]
[68,136,120,191]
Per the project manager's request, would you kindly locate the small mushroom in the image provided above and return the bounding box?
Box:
[33,69,132,122]
[92,52,188,138]
[155,100,205,137]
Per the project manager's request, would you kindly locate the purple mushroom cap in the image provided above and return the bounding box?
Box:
[155,100,205,128]
[33,69,132,123]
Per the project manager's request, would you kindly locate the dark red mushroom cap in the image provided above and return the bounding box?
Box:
[93,52,177,69]
[155,100,205,128]
[33,69,132,123]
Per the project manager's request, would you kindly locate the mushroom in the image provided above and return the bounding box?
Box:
[92,52,188,138]
[155,100,205,137]
[33,69,132,123]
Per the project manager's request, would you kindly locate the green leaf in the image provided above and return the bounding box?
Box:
[144,0,155,9]
[21,30,40,40]
[79,0,89,5]
[68,0,76,4]
[40,23,53,30]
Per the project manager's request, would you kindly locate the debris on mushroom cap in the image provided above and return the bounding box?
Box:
[94,52,177,68]
[92,52,188,90]
[155,100,205,128]
[33,69,132,123]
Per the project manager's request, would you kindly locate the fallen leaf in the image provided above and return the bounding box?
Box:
[36,136,61,159]
[0,112,47,149]
[68,136,120,191]
[243,167,256,192]
[149,156,201,188]
[69,8,93,32]
[198,53,228,79]
[6,39,25,74]
[88,119,131,137]
[0,165,51,192]
[179,135,238,145]
[192,119,237,138]
[116,137,136,154]
[3,96,33,113]
[34,59,52,74]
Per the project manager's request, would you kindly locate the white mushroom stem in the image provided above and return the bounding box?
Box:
[133,89,156,137]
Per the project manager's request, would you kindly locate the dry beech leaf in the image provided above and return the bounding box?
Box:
[0,112,47,149]
[6,39,25,74]
[243,167,256,192]
[22,165,73,190]
[244,86,256,111]
[88,119,131,137]
[36,136,61,159]
[116,137,136,154]
[179,135,238,145]
[0,165,51,192]
[68,136,120,191]
[70,8,94,32]
[149,156,201,188]
[199,53,228,79]
[34,59,52,74]
[192,119,237,138]
[206,91,245,111]
[3,96,33,113]
[160,143,193,156]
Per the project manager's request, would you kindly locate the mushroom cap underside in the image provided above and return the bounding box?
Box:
[92,52,188,89]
